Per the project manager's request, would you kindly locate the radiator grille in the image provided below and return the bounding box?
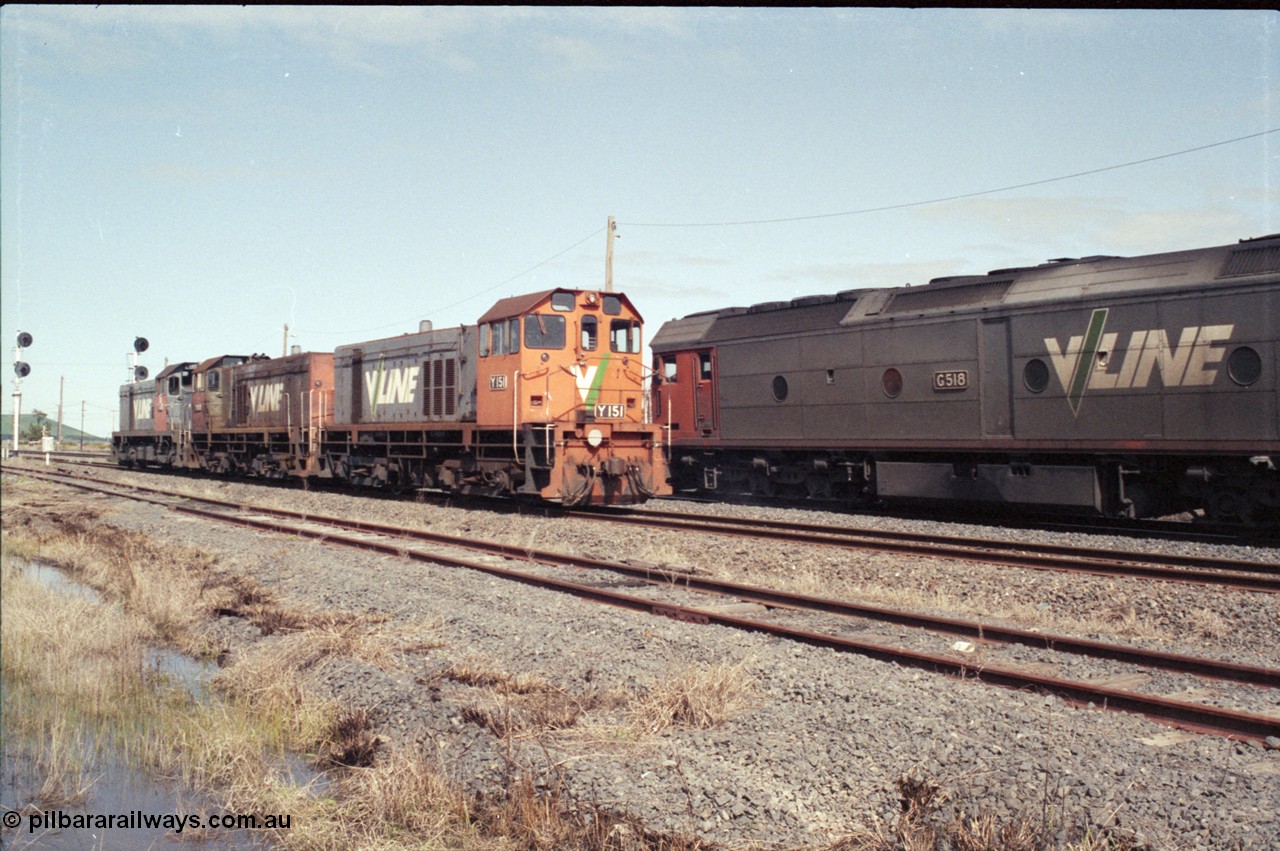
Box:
[1219,245,1280,278]
[883,279,1012,314]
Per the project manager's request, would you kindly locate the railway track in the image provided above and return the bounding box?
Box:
[15,455,1280,593]
[595,506,1280,594]
[6,464,1279,744]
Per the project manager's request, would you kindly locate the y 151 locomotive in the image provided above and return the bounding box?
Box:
[114,289,669,506]
[651,234,1279,525]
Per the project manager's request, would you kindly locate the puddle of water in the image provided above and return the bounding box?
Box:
[9,557,102,603]
[147,645,217,701]
[2,757,268,850]
[2,556,333,847]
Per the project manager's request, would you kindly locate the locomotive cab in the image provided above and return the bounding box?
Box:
[475,288,665,504]
[652,348,719,441]
[192,355,251,433]
[151,361,197,465]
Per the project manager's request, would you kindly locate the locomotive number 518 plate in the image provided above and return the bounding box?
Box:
[933,370,969,391]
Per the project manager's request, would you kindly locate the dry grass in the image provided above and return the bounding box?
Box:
[824,772,1146,851]
[629,658,757,735]
[442,656,630,741]
[1,562,174,816]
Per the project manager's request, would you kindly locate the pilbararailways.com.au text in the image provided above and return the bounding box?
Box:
[3,808,292,833]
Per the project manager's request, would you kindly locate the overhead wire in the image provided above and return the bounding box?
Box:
[292,129,1275,341]
[622,128,1280,228]
[303,226,606,338]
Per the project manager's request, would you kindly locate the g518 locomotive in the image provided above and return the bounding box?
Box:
[113,289,668,506]
[651,234,1279,526]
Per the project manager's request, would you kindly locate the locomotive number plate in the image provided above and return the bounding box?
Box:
[593,403,625,419]
[488,374,508,391]
[933,370,969,391]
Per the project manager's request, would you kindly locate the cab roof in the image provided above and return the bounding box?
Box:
[154,361,197,381]
[476,289,642,325]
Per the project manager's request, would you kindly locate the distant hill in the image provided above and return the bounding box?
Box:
[0,411,106,443]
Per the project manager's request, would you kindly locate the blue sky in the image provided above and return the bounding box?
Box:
[2,7,1276,438]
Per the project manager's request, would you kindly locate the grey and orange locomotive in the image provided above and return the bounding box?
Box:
[113,289,668,507]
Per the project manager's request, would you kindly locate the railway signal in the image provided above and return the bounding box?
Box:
[130,336,149,383]
[11,331,32,453]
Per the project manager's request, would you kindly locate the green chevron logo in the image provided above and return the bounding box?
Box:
[1066,308,1108,415]
[1043,308,1109,417]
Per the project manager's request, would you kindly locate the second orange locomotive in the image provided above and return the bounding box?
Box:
[113,289,668,506]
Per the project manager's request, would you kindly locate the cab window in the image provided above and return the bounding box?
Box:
[662,356,678,382]
[610,319,641,354]
[699,352,712,381]
[581,315,598,351]
[551,292,575,312]
[479,324,491,357]
[602,295,622,316]
[508,318,521,353]
[489,321,506,355]
[525,313,566,349]
[209,371,221,392]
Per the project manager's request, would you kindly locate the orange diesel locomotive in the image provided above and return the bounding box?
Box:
[113,288,668,506]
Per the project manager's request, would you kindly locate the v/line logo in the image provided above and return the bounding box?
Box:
[132,397,153,420]
[1045,309,1234,415]
[364,359,420,409]
[571,353,611,407]
[247,382,284,413]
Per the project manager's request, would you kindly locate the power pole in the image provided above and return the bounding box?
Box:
[604,216,618,293]
[283,324,289,358]
[57,375,64,444]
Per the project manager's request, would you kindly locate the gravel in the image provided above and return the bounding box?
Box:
[7,461,1280,849]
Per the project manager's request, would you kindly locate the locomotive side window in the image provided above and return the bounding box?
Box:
[508,318,520,353]
[479,324,491,357]
[208,371,220,392]
[882,368,903,398]
[1227,346,1262,386]
[1024,358,1050,393]
[525,313,566,349]
[581,315,598,351]
[611,320,641,354]
[662,356,678,382]
[490,321,507,356]
[168,376,180,395]
[699,352,712,381]
[551,292,575,311]
[602,295,622,316]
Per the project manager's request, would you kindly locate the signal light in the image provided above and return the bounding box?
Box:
[14,362,30,378]
[134,365,149,380]
[134,337,149,353]
[16,331,33,348]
